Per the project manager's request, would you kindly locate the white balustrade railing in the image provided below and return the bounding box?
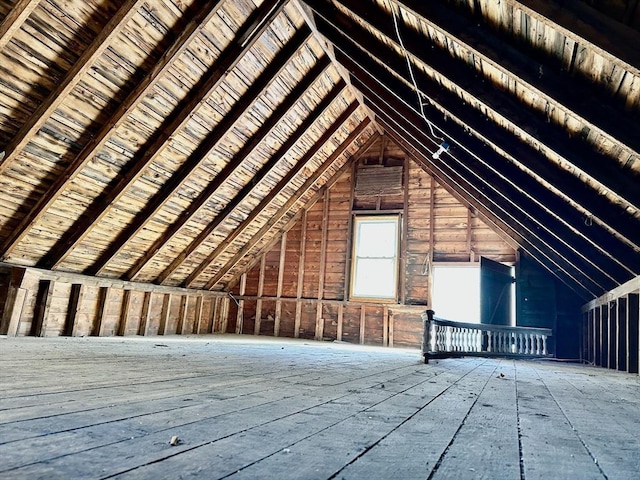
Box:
[421,310,553,363]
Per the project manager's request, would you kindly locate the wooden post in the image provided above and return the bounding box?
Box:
[609,302,617,369]
[359,305,366,345]
[64,284,84,337]
[177,295,189,335]
[158,293,172,336]
[617,297,627,371]
[389,309,394,348]
[315,189,329,341]
[138,292,153,336]
[236,274,247,334]
[275,232,286,337]
[595,306,602,366]
[383,306,389,347]
[295,210,307,338]
[194,296,204,334]
[95,287,111,337]
[343,162,356,301]
[255,254,266,335]
[2,286,28,337]
[401,158,409,304]
[427,176,436,307]
[221,296,230,333]
[118,290,132,336]
[337,303,343,341]
[628,293,639,374]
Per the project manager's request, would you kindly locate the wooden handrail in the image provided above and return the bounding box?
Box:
[421,310,553,364]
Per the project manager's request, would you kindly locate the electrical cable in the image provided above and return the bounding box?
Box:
[391,4,443,141]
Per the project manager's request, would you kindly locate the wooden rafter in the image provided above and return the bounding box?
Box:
[393,0,640,155]
[310,0,640,250]
[122,57,333,281]
[311,4,638,283]
[368,97,603,298]
[187,103,362,289]
[222,132,379,292]
[82,27,312,276]
[0,0,226,259]
[202,116,371,290]
[0,0,41,53]
[376,107,598,299]
[36,0,287,270]
[154,81,350,285]
[513,0,640,69]
[320,18,619,295]
[0,0,146,176]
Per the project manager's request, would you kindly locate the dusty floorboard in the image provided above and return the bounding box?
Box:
[1,335,639,479]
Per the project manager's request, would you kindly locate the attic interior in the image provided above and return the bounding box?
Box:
[0,0,639,476]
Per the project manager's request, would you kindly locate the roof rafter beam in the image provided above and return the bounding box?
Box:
[310,0,639,248]
[83,27,313,277]
[0,0,226,260]
[365,97,606,296]
[221,133,379,291]
[379,115,594,299]
[0,0,147,175]
[201,115,371,291]
[153,83,351,286]
[36,0,288,270]
[0,0,41,52]
[309,1,638,279]
[513,0,640,69]
[181,101,362,288]
[400,0,640,126]
[120,56,333,281]
[317,14,622,295]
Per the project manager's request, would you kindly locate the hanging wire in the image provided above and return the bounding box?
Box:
[391,4,443,141]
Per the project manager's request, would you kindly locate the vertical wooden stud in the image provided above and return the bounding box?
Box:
[255,254,266,335]
[295,210,307,338]
[383,305,389,347]
[337,303,343,341]
[609,302,617,369]
[427,176,436,308]
[401,157,409,304]
[212,296,220,333]
[3,287,28,337]
[194,296,204,334]
[138,292,153,336]
[315,189,329,341]
[32,280,54,337]
[617,297,627,371]
[221,296,230,334]
[236,274,247,334]
[158,293,172,336]
[628,293,639,374]
[601,304,609,368]
[177,295,189,335]
[359,305,366,345]
[275,232,286,337]
[117,290,132,336]
[343,163,356,301]
[389,310,394,348]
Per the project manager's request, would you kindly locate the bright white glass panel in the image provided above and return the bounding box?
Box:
[432,266,480,323]
[352,258,396,298]
[356,221,397,257]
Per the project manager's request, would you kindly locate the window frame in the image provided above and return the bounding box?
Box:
[349,214,401,302]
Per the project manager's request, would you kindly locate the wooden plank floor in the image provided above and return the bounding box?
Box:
[1,335,639,479]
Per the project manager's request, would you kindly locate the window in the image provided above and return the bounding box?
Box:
[350,215,400,300]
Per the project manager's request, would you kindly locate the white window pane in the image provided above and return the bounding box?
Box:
[353,258,396,298]
[356,221,397,257]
